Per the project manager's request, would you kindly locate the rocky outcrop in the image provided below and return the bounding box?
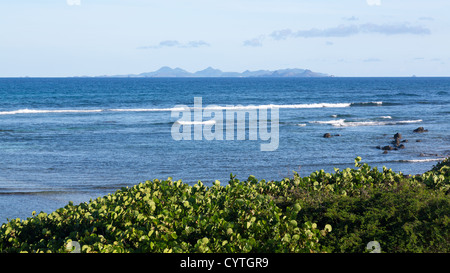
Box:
[379,132,409,154]
[323,133,341,138]
[413,127,428,133]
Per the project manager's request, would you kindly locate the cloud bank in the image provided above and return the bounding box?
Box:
[269,23,431,40]
[138,40,210,49]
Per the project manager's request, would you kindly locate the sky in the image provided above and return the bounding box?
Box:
[0,0,449,77]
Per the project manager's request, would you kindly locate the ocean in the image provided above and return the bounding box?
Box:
[0,77,449,223]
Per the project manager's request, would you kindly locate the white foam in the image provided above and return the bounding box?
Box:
[309,119,422,127]
[354,101,383,105]
[196,102,352,111]
[380,116,392,119]
[109,107,186,112]
[284,103,352,108]
[0,107,187,115]
[309,119,346,125]
[0,101,382,116]
[340,119,422,127]
[398,158,446,163]
[296,123,307,127]
[396,119,423,124]
[0,109,103,115]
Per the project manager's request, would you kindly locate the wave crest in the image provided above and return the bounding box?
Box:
[309,119,422,127]
[0,101,384,115]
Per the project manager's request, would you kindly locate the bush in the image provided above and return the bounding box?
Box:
[296,181,449,252]
[0,157,448,253]
[0,177,330,253]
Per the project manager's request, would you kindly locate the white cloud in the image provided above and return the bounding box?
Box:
[267,23,430,40]
[158,40,181,47]
[67,0,81,6]
[243,36,265,47]
[182,41,210,48]
[270,29,293,40]
[138,40,210,49]
[366,0,381,6]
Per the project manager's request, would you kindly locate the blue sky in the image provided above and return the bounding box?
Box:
[0,0,449,77]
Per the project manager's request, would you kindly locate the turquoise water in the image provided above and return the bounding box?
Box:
[0,77,449,223]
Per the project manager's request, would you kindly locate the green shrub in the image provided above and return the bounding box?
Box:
[413,157,450,193]
[0,177,330,253]
[0,157,448,253]
[296,182,449,252]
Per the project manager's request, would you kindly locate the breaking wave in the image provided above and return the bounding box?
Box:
[397,158,446,163]
[0,101,384,115]
[309,119,422,127]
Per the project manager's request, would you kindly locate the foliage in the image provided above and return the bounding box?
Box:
[267,157,450,253]
[414,157,450,193]
[0,177,329,253]
[296,181,449,253]
[0,157,448,253]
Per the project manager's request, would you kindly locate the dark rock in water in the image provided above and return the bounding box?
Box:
[382,145,394,150]
[334,134,341,137]
[323,133,332,138]
[383,150,389,154]
[394,133,402,139]
[393,138,401,146]
[398,144,405,149]
[401,139,408,143]
[413,127,428,133]
[416,139,422,142]
[376,146,381,149]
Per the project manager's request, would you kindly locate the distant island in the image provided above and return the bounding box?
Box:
[99,66,331,78]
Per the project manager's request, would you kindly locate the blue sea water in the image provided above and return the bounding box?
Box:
[0,77,449,223]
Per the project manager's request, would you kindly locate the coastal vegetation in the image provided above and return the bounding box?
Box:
[0,157,448,253]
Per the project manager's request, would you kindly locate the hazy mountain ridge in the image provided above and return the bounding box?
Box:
[105,66,330,78]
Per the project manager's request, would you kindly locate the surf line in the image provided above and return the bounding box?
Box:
[170,97,279,152]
